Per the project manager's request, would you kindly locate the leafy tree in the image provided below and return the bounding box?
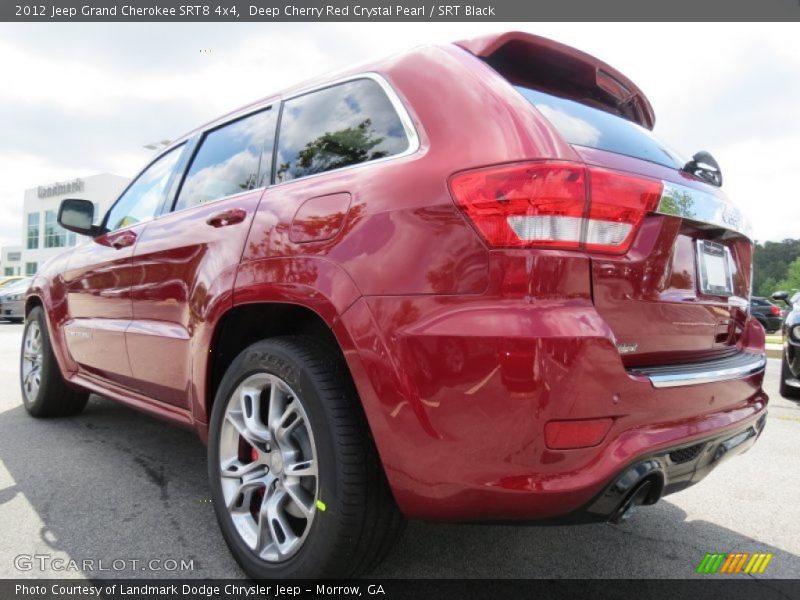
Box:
[753,238,800,296]
[276,119,387,181]
[775,256,800,295]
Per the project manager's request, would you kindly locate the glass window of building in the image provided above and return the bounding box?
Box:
[3,267,12,276]
[26,213,39,249]
[44,210,69,248]
[25,262,37,276]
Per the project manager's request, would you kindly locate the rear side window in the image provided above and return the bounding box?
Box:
[275,78,409,183]
[175,108,277,211]
[514,86,684,169]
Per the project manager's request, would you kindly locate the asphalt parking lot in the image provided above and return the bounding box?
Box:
[0,320,798,580]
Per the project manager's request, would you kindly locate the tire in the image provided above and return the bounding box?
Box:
[780,354,800,400]
[208,336,404,579]
[20,306,89,417]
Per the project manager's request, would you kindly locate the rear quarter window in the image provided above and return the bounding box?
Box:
[275,78,409,183]
[514,86,684,169]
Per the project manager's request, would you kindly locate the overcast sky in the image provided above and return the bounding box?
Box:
[0,22,798,248]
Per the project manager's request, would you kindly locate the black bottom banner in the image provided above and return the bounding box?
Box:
[2,579,799,600]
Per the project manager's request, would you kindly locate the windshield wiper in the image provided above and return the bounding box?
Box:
[682,151,722,187]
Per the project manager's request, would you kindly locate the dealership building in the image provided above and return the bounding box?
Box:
[0,173,130,277]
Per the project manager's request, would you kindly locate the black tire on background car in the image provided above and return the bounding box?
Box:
[20,306,89,417]
[780,355,800,400]
[208,336,404,578]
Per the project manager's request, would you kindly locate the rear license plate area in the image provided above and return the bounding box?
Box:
[696,240,733,296]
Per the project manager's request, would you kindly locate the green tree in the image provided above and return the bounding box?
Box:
[753,238,800,296]
[775,256,800,294]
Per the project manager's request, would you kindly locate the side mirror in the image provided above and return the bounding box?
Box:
[57,199,105,237]
[772,291,792,307]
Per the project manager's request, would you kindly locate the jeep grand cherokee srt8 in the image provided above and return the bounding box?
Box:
[21,32,767,578]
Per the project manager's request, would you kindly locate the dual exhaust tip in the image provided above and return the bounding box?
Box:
[608,477,661,524]
[585,459,665,525]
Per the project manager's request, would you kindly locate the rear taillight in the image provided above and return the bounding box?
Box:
[449,161,663,253]
[770,305,781,316]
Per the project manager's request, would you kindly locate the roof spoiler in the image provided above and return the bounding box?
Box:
[455,31,655,130]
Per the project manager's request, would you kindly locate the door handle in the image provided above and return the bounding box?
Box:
[206,208,247,228]
[110,231,137,249]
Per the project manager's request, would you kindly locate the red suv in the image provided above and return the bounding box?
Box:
[22,32,767,578]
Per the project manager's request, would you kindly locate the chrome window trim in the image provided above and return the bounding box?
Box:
[271,72,421,188]
[630,352,766,389]
[656,181,753,240]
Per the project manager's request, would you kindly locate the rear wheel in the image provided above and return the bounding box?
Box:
[20,307,88,417]
[208,336,404,578]
[780,354,800,400]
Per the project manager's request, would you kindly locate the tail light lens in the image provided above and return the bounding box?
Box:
[449,161,663,253]
[770,305,781,316]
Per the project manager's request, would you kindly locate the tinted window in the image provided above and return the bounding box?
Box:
[105,146,183,231]
[175,108,277,211]
[515,86,684,169]
[275,79,409,183]
[751,298,770,307]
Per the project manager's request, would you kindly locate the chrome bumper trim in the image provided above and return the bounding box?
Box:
[657,181,753,240]
[629,352,766,388]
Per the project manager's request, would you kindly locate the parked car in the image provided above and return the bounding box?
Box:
[0,277,31,323]
[772,290,800,399]
[21,31,767,579]
[0,276,24,290]
[750,296,783,333]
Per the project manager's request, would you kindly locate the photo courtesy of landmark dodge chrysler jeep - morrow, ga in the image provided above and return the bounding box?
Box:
[21,32,768,578]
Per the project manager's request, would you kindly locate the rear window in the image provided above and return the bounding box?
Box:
[514,86,684,169]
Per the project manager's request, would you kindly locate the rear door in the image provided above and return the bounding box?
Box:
[63,145,185,385]
[125,105,278,407]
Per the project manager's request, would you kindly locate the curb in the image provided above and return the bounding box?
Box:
[766,345,783,359]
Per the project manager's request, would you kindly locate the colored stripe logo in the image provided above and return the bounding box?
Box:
[696,552,773,574]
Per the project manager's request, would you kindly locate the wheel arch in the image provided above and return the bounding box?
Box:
[201,299,362,429]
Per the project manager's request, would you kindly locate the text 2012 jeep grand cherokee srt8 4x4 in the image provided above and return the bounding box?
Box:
[21,32,767,578]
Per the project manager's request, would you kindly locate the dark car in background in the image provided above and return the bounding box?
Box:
[751,296,783,333]
[773,291,800,399]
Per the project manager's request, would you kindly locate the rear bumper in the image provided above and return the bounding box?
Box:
[759,316,784,331]
[628,351,766,388]
[340,295,769,521]
[573,410,767,524]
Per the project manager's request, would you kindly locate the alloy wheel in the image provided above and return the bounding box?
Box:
[218,373,319,562]
[21,320,43,402]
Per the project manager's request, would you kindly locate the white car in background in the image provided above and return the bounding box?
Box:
[0,277,31,323]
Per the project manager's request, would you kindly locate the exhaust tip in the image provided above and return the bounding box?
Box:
[609,479,657,524]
